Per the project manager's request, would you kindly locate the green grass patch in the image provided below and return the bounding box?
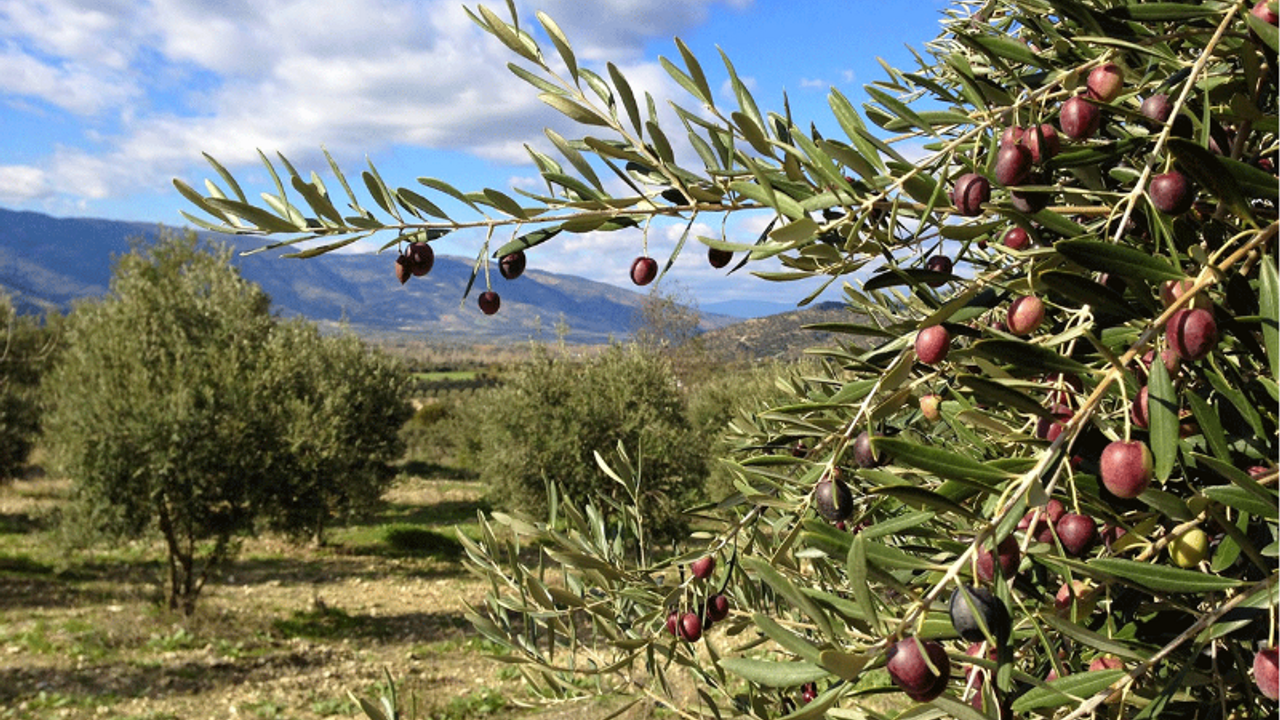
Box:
[0,554,53,576]
[383,525,463,558]
[434,688,509,719]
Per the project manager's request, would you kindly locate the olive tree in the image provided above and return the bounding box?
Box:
[0,295,58,480]
[42,232,278,614]
[178,1,1277,716]
[43,232,413,613]
[469,343,706,542]
[258,319,412,545]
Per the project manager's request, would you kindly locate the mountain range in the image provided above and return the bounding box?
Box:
[0,207,786,344]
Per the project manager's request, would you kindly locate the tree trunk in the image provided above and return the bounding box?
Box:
[155,495,183,613]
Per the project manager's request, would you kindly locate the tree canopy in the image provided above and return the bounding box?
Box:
[42,231,411,614]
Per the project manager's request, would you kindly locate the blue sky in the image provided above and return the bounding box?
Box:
[1,0,954,306]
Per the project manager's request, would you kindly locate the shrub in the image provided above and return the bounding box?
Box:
[470,343,705,541]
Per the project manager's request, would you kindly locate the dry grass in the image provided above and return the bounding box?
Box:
[0,473,559,720]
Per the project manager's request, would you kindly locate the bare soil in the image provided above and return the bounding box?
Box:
[0,474,637,720]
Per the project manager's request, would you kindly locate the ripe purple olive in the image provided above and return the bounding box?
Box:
[1149,172,1195,215]
[1025,124,1060,163]
[1007,295,1045,336]
[1000,126,1025,147]
[630,256,658,286]
[800,682,818,704]
[1089,655,1123,672]
[853,430,888,468]
[976,535,1020,583]
[915,325,951,365]
[1160,279,1210,310]
[1100,440,1154,498]
[690,556,715,580]
[407,241,435,277]
[925,255,954,287]
[1132,385,1150,429]
[1036,404,1073,443]
[1021,498,1065,544]
[394,254,412,285]
[1059,96,1101,140]
[1057,581,1098,623]
[1140,348,1182,382]
[705,594,730,623]
[1003,226,1030,250]
[679,612,702,642]
[952,173,991,216]
[1057,513,1098,556]
[1140,94,1173,125]
[665,610,679,636]
[1086,63,1124,103]
[478,290,501,315]
[1166,308,1219,361]
[1253,0,1279,24]
[995,143,1033,186]
[499,250,526,280]
[1255,647,1280,700]
[887,637,950,702]
[814,474,854,522]
[708,247,733,269]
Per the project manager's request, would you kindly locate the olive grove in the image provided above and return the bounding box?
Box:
[176,1,1277,717]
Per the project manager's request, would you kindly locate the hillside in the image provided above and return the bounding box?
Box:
[699,301,877,362]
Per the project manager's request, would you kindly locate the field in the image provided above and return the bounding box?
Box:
[0,469,630,720]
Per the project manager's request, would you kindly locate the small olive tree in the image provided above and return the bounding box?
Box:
[0,295,58,480]
[42,232,413,613]
[177,1,1277,717]
[469,343,706,542]
[42,232,278,614]
[258,319,412,545]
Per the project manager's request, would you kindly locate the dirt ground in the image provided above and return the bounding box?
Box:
[0,475,644,720]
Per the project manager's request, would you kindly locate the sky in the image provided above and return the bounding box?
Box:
[0,0,956,308]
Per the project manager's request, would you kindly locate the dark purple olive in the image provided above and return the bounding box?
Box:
[1059,96,1101,140]
[995,143,1032,186]
[1149,172,1195,215]
[499,250,526,280]
[952,173,991,216]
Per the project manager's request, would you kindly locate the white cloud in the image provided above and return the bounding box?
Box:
[0,0,755,209]
[0,45,139,115]
[0,164,50,202]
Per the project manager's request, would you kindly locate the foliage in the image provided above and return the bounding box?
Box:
[41,231,412,613]
[178,1,1278,718]
[685,360,798,500]
[258,320,412,544]
[467,343,705,541]
[0,296,59,480]
[632,283,717,385]
[42,231,278,614]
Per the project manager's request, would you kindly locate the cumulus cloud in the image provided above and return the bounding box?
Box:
[0,165,51,203]
[0,0,753,210]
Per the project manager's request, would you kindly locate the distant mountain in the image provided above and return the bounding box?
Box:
[699,301,875,361]
[0,207,741,344]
